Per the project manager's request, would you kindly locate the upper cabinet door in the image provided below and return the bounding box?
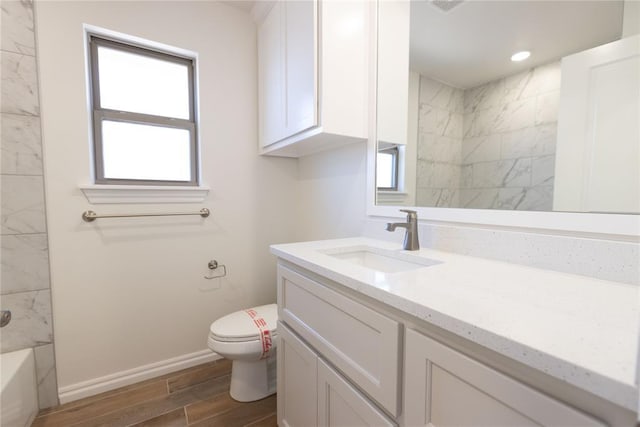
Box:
[284,0,318,137]
[257,0,317,150]
[256,0,369,157]
[258,1,287,147]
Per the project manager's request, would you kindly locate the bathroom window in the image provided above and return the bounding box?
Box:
[377,145,399,191]
[88,35,198,186]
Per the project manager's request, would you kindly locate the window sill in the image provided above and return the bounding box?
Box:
[376,190,409,206]
[79,184,209,204]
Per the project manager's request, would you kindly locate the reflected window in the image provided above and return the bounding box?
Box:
[377,146,399,190]
[88,35,198,185]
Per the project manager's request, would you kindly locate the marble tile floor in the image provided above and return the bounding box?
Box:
[32,359,277,427]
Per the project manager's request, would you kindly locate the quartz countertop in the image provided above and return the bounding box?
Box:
[270,237,639,412]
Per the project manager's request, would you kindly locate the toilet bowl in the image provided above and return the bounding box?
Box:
[207,304,278,402]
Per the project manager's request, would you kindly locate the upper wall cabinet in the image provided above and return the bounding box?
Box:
[254,0,370,157]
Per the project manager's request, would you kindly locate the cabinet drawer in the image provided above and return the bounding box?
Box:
[278,265,401,416]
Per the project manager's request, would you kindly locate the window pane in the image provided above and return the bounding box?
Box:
[97,45,190,119]
[377,152,395,188]
[101,121,191,181]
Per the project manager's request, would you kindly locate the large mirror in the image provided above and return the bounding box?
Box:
[376,0,639,214]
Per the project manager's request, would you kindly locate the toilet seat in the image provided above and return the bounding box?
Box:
[209,304,278,343]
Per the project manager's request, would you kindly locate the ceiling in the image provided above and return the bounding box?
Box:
[409,0,625,88]
[222,0,255,13]
[223,0,624,89]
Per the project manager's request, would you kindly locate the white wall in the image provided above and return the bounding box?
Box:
[297,142,367,241]
[623,0,640,37]
[35,1,298,395]
[403,71,419,206]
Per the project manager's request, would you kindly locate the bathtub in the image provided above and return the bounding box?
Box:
[1,349,38,427]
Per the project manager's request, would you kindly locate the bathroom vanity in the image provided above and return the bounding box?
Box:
[271,238,638,426]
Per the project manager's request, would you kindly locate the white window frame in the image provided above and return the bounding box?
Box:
[80,26,208,204]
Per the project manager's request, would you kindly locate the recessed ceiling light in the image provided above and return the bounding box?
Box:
[431,0,464,12]
[511,51,531,62]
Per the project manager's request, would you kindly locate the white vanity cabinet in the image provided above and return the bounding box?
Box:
[255,0,369,157]
[274,255,633,427]
[403,329,605,427]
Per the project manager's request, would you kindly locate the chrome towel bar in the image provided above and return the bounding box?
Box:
[82,208,210,222]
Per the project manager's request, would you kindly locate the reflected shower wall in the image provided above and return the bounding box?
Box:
[415,62,561,210]
[415,76,464,207]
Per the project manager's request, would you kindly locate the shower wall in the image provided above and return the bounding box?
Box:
[461,62,560,210]
[415,62,561,211]
[1,0,58,409]
[415,76,464,207]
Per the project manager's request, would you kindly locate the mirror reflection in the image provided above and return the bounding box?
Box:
[376,0,640,214]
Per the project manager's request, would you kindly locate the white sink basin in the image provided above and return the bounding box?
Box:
[324,246,442,273]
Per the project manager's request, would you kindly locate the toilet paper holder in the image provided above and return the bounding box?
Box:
[205,260,227,280]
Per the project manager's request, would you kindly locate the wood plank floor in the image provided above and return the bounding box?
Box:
[32,359,277,427]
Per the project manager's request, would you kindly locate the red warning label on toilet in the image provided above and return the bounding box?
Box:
[245,309,272,359]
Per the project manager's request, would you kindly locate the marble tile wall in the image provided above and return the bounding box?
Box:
[415,76,464,207]
[461,62,561,210]
[1,0,58,409]
[415,62,561,211]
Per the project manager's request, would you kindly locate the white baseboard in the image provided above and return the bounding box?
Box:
[58,349,221,404]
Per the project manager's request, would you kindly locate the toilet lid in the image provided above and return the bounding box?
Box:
[209,304,278,342]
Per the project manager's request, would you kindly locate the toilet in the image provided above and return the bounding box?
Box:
[207,304,278,402]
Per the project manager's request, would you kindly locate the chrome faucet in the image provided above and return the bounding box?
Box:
[386,209,420,251]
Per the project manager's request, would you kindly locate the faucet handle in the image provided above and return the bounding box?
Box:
[399,209,417,219]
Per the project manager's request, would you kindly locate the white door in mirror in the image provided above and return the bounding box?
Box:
[552,35,639,214]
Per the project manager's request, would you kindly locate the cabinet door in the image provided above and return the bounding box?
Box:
[258,0,317,148]
[277,322,318,427]
[404,329,605,427]
[258,1,286,147]
[284,0,317,136]
[318,359,396,427]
